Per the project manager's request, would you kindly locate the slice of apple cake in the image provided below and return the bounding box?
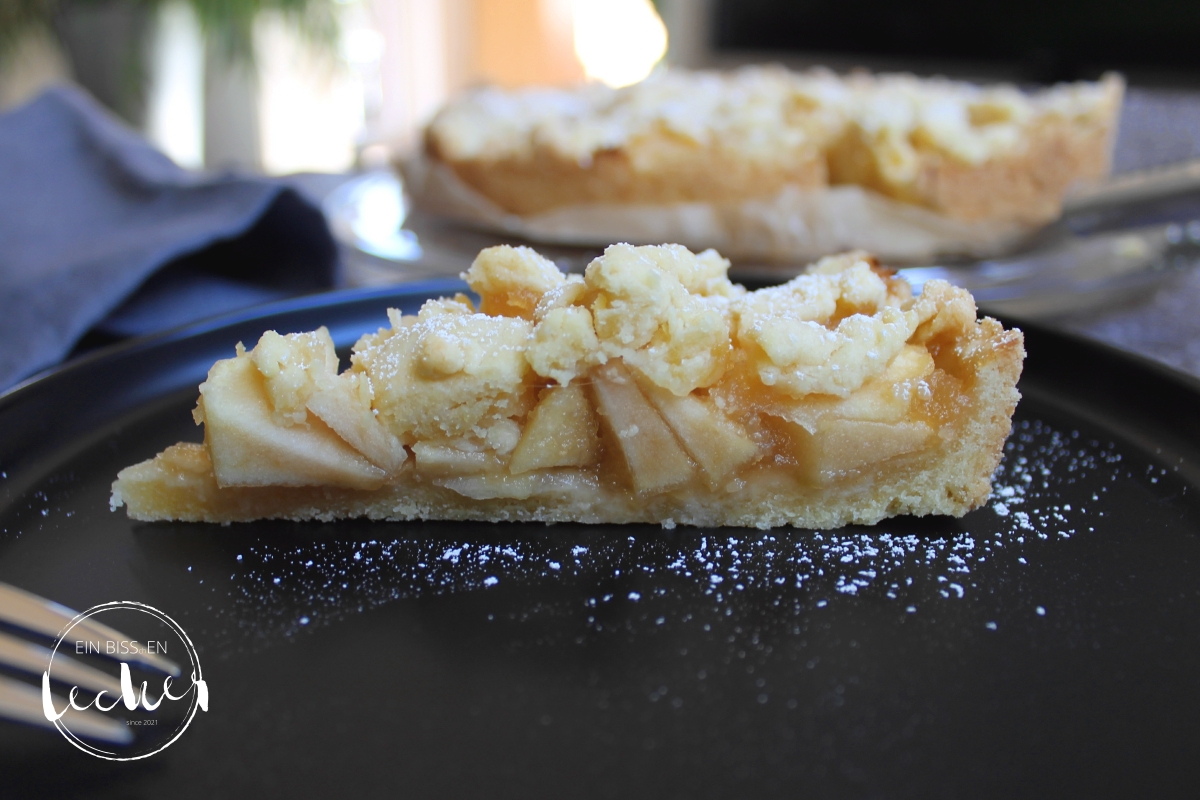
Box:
[424,67,1122,226]
[111,244,1024,529]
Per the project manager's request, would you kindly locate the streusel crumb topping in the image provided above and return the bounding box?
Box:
[349,244,970,441]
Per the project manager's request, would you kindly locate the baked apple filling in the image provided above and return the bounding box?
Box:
[112,244,1024,528]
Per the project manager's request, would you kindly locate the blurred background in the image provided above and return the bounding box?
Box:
[0,0,671,173]
[6,0,1200,384]
[4,0,1197,177]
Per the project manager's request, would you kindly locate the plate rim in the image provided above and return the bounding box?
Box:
[0,278,469,405]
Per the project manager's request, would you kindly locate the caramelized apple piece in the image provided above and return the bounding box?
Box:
[306,374,407,473]
[509,384,600,475]
[439,470,600,501]
[779,417,933,482]
[815,418,932,474]
[775,344,935,432]
[412,441,505,476]
[636,378,758,487]
[198,356,386,489]
[590,362,694,493]
[836,345,934,422]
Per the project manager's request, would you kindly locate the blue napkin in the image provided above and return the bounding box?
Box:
[0,86,338,390]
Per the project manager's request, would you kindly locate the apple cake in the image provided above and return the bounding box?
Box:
[425,67,1122,226]
[111,244,1025,529]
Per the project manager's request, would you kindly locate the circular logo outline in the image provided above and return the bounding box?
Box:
[47,601,204,761]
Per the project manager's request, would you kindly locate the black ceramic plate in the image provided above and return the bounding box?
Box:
[2,284,1199,799]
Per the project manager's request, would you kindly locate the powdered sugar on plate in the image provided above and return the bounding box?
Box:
[193,416,1177,652]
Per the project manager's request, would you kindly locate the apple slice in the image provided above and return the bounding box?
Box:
[773,343,936,432]
[590,362,694,493]
[199,356,386,489]
[835,344,934,422]
[636,378,758,487]
[306,374,407,473]
[509,384,600,475]
[412,441,505,476]
[777,416,933,482]
[812,418,931,474]
[439,469,600,501]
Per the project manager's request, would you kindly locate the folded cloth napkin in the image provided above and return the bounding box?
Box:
[0,85,338,390]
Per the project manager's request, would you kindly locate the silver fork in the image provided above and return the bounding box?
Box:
[0,582,181,745]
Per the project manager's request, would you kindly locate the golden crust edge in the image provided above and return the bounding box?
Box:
[428,136,828,216]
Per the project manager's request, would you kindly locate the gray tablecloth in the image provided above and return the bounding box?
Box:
[0,86,338,391]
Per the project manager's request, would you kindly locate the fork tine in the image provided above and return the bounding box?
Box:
[0,583,181,677]
[0,631,124,697]
[0,675,133,745]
